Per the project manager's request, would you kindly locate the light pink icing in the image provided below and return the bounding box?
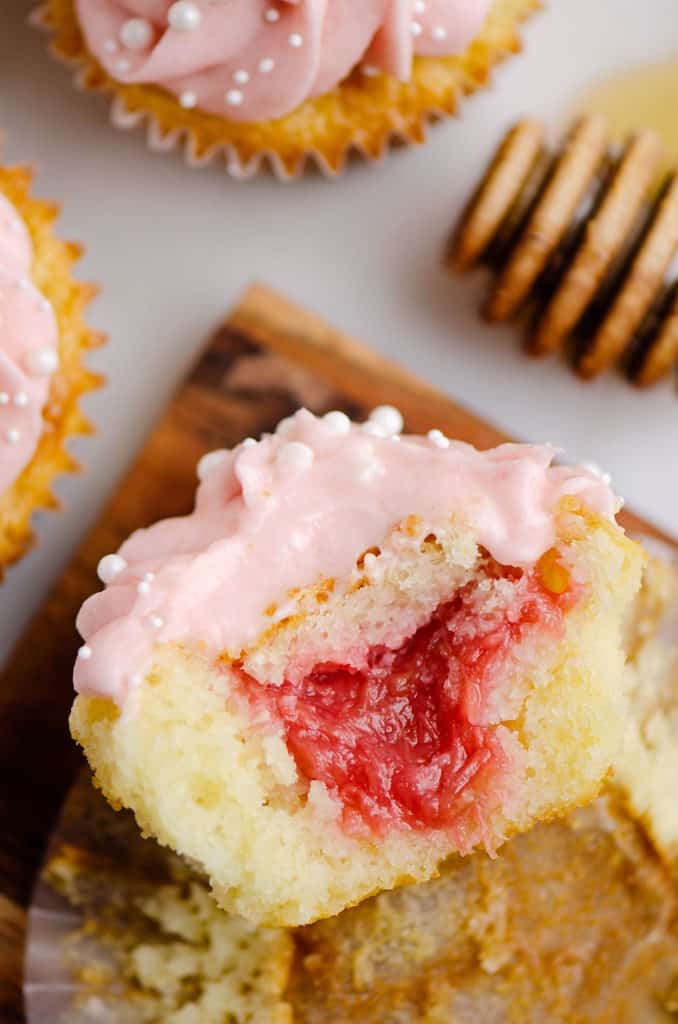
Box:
[75,0,492,122]
[0,195,59,496]
[74,409,620,704]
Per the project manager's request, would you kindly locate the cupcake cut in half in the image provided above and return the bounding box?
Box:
[71,408,645,925]
[37,0,539,178]
[0,163,101,577]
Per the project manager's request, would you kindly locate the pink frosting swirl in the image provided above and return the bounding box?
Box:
[75,0,492,122]
[0,195,59,497]
[74,409,620,705]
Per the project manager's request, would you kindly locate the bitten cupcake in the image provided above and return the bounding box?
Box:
[36,0,539,178]
[0,163,100,577]
[71,408,644,926]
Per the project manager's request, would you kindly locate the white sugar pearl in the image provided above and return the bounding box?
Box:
[149,614,165,629]
[119,17,153,50]
[323,410,351,436]
[427,429,450,449]
[241,437,257,448]
[0,392,8,405]
[277,441,314,475]
[432,25,447,41]
[368,405,403,436]
[361,421,388,438]
[411,21,423,36]
[116,57,131,73]
[137,580,152,595]
[363,552,378,572]
[168,1,202,32]
[225,89,244,106]
[5,428,20,444]
[233,69,250,84]
[289,32,303,47]
[25,347,59,377]
[97,553,128,584]
[258,57,275,73]
[197,449,227,480]
[77,644,92,660]
[14,392,28,407]
[264,7,280,22]
[414,0,426,12]
[179,90,198,109]
[582,461,612,486]
[103,38,118,53]
[276,415,296,437]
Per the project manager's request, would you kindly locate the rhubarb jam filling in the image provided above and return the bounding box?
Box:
[241,558,575,845]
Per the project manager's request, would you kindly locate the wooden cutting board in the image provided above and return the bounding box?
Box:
[1,282,676,1022]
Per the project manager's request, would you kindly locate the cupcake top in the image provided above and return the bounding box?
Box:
[74,407,619,704]
[75,0,493,122]
[0,195,59,496]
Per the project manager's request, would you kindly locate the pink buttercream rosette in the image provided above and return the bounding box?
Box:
[0,161,101,576]
[34,0,539,179]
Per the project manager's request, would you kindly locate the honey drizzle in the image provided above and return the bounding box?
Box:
[577,60,678,179]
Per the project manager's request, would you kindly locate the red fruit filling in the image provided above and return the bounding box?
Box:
[239,563,571,846]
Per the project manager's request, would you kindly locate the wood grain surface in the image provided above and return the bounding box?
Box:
[1,282,675,1022]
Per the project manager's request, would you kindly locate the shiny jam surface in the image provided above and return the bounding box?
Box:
[243,565,569,841]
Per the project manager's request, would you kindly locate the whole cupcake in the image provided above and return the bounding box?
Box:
[0,163,101,577]
[36,0,539,178]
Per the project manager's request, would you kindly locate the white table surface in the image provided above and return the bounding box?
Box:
[1,0,677,662]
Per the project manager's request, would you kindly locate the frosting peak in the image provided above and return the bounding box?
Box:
[75,408,619,705]
[76,0,492,121]
[0,195,59,496]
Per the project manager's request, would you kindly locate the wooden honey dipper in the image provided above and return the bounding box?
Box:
[448,115,678,386]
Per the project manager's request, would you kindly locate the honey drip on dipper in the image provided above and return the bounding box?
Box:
[448,105,678,387]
